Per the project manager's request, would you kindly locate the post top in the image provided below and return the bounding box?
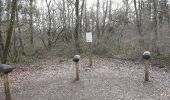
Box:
[73,55,80,62]
[0,64,13,74]
[143,51,151,60]
[143,51,151,56]
[74,55,80,59]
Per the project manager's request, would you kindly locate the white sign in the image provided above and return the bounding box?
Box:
[86,32,92,42]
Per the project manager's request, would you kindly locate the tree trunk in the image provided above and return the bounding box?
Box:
[109,0,112,22]
[16,4,24,55]
[152,0,159,54]
[0,0,4,61]
[62,0,66,29]
[147,0,152,24]
[29,0,34,46]
[134,0,143,37]
[12,28,18,61]
[84,0,88,32]
[123,0,129,24]
[79,0,85,34]
[45,0,52,49]
[101,0,108,35]
[134,0,144,50]
[5,0,11,21]
[75,0,81,53]
[2,0,17,64]
[96,0,100,38]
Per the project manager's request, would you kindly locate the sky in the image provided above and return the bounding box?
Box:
[37,0,123,9]
[86,0,122,5]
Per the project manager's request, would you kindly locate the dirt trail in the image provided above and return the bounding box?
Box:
[0,58,170,100]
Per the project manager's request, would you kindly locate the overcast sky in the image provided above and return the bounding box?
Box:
[37,0,123,9]
[86,0,122,5]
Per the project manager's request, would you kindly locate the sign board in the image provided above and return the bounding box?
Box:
[86,32,92,42]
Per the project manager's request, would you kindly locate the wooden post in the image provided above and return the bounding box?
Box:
[144,60,149,81]
[143,51,151,81]
[4,74,11,100]
[89,42,92,66]
[73,55,80,81]
[76,62,79,80]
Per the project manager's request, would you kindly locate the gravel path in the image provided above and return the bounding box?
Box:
[0,58,170,100]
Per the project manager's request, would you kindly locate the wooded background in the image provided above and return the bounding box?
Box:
[0,0,170,65]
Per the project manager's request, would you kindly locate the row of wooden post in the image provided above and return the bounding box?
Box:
[74,51,151,81]
[0,51,151,100]
[74,61,150,82]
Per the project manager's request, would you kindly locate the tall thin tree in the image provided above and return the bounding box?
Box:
[75,0,81,53]
[2,0,17,64]
[152,0,159,53]
[29,0,34,46]
[96,0,100,38]
[45,0,52,49]
[0,0,4,61]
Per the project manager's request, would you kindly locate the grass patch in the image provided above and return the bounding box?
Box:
[152,53,170,65]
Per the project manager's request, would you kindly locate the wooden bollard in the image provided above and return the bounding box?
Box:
[4,74,11,100]
[89,42,92,66]
[75,62,80,80]
[143,51,151,81]
[73,55,80,80]
[0,64,14,100]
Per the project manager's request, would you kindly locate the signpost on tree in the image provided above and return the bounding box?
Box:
[86,32,93,66]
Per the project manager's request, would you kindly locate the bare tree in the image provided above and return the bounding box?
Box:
[134,0,145,50]
[134,0,143,37]
[29,0,34,46]
[2,0,17,64]
[101,0,109,35]
[109,0,112,22]
[80,0,85,34]
[152,0,159,53]
[0,0,4,61]
[96,0,100,38]
[75,0,81,52]
[16,2,24,55]
[45,0,52,49]
[62,0,66,29]
[5,0,11,21]
[122,0,129,24]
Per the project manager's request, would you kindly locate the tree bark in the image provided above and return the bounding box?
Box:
[96,0,100,38]
[79,0,85,34]
[46,0,52,49]
[134,0,143,37]
[16,3,24,55]
[147,0,152,24]
[5,0,11,21]
[75,0,81,53]
[62,0,66,29]
[101,0,108,35]
[2,0,17,64]
[152,0,159,53]
[0,0,4,61]
[123,0,129,24]
[109,0,112,22]
[29,0,34,46]
[84,0,87,32]
[134,0,145,51]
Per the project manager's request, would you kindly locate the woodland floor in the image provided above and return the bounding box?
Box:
[0,57,170,100]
